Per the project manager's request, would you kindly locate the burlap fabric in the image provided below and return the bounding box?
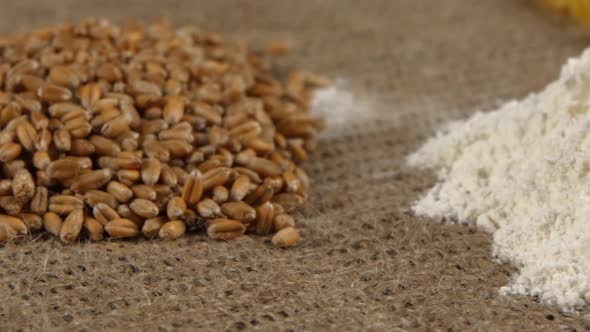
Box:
[0,0,589,330]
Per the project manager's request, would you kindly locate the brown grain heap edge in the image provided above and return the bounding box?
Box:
[0,17,328,247]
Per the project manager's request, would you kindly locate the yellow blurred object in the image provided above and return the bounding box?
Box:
[541,0,590,25]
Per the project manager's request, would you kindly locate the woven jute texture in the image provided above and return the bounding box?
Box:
[1,0,590,331]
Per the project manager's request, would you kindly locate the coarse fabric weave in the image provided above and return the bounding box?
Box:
[0,0,589,330]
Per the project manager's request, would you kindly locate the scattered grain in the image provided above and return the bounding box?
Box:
[271,227,301,247]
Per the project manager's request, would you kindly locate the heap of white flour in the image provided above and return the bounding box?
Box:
[408,49,590,311]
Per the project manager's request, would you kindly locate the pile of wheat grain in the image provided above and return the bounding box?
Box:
[0,18,325,247]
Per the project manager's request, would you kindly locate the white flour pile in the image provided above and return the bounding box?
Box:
[408,49,590,311]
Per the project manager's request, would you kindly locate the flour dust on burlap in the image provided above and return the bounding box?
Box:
[311,80,375,137]
[408,49,590,311]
